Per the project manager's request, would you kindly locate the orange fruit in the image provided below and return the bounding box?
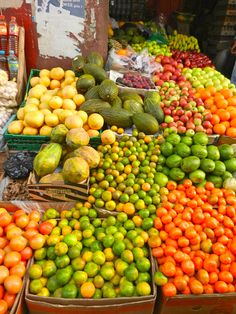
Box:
[213,123,226,135]
[220,88,233,99]
[80,282,95,298]
[226,127,236,138]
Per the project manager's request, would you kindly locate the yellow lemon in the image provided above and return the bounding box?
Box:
[62,85,77,99]
[73,94,85,107]
[40,93,52,104]
[45,113,59,127]
[58,110,73,123]
[30,77,40,87]
[50,80,61,90]
[26,97,40,106]
[39,102,51,110]
[76,110,88,124]
[40,125,53,136]
[62,99,76,110]
[39,76,51,87]
[50,67,65,80]
[23,127,38,135]
[40,109,52,116]
[17,108,25,120]
[49,96,63,109]
[40,69,50,78]
[65,70,75,78]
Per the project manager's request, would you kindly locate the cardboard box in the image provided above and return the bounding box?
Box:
[27,171,89,202]
[155,291,236,314]
[26,254,156,314]
[217,135,236,145]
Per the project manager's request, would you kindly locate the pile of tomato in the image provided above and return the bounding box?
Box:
[0,208,42,314]
[152,180,236,296]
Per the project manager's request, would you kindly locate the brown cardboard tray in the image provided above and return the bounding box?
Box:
[217,135,236,145]
[27,171,89,202]
[26,252,156,314]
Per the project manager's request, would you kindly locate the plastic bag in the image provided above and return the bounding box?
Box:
[223,178,236,192]
[4,152,36,179]
[106,48,134,72]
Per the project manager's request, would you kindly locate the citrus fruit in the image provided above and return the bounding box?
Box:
[29,264,43,280]
[136,282,151,296]
[62,283,77,298]
[100,265,115,280]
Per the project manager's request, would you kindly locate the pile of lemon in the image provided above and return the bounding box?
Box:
[8,67,86,136]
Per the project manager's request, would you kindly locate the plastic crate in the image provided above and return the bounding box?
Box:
[24,69,40,101]
[4,115,50,152]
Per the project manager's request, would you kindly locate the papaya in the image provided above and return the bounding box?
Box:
[62,157,89,184]
[39,173,64,184]
[33,143,62,177]
[99,108,133,128]
[80,99,111,115]
[119,92,143,105]
[144,91,161,103]
[72,55,86,72]
[110,96,122,108]
[66,128,90,149]
[84,86,100,100]
[86,52,104,68]
[99,79,119,102]
[76,74,95,93]
[144,98,164,123]
[123,99,143,113]
[73,146,100,168]
[50,124,68,144]
[83,64,107,83]
[132,112,159,135]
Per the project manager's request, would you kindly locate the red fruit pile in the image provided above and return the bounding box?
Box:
[152,180,236,296]
[171,50,214,69]
[158,83,213,134]
[153,55,185,86]
[117,73,156,89]
[0,208,42,314]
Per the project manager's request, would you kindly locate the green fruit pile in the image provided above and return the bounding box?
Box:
[29,206,154,299]
[157,132,236,187]
[89,131,163,215]
[168,31,200,52]
[132,42,171,56]
[182,67,235,91]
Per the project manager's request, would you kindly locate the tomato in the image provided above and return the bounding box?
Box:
[4,251,21,268]
[3,293,16,309]
[197,269,209,285]
[21,247,33,261]
[29,210,41,222]
[15,215,29,229]
[181,260,195,276]
[0,213,12,227]
[0,266,9,284]
[9,263,26,278]
[24,228,38,240]
[0,249,5,265]
[9,236,27,252]
[0,285,4,300]
[6,226,22,240]
[162,282,177,297]
[29,234,45,250]
[173,276,187,292]
[13,210,25,220]
[4,275,22,294]
[39,221,54,235]
[0,300,8,314]
[215,281,228,293]
[161,262,176,277]
[0,228,3,237]
[25,220,38,230]
[189,279,203,295]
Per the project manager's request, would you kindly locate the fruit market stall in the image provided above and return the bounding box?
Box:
[1,4,236,314]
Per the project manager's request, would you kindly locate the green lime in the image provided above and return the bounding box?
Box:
[84,262,100,277]
[55,255,70,269]
[120,281,134,297]
[136,272,151,283]
[47,275,59,293]
[154,271,168,286]
[68,245,81,259]
[47,247,57,260]
[121,250,134,264]
[55,242,68,256]
[62,284,77,298]
[100,265,115,280]
[136,257,150,272]
[71,257,85,271]
[115,259,128,276]
[30,279,43,294]
[92,251,106,265]
[112,240,126,256]
[53,288,62,298]
[136,282,151,296]
[34,248,47,261]
[56,267,72,286]
[73,271,88,286]
[63,234,77,246]
[93,275,104,288]
[93,288,102,299]
[141,217,154,230]
[125,266,139,282]
[103,235,114,248]
[29,264,42,280]
[42,260,57,278]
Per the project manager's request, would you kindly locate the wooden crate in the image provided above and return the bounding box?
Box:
[16,26,27,105]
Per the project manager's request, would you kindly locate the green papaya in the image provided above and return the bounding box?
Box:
[86,52,104,68]
[50,124,68,144]
[83,64,107,83]
[33,143,62,177]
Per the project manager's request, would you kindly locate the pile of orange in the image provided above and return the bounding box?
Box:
[196,87,236,137]
[152,179,236,296]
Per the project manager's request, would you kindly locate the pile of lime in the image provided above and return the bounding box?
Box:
[132,41,171,56]
[157,132,236,187]
[89,131,165,215]
[29,206,155,299]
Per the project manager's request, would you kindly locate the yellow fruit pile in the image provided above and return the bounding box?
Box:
[7,67,103,137]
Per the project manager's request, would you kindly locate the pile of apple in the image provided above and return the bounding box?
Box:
[171,50,214,68]
[153,56,186,86]
[159,81,213,135]
[182,67,235,91]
